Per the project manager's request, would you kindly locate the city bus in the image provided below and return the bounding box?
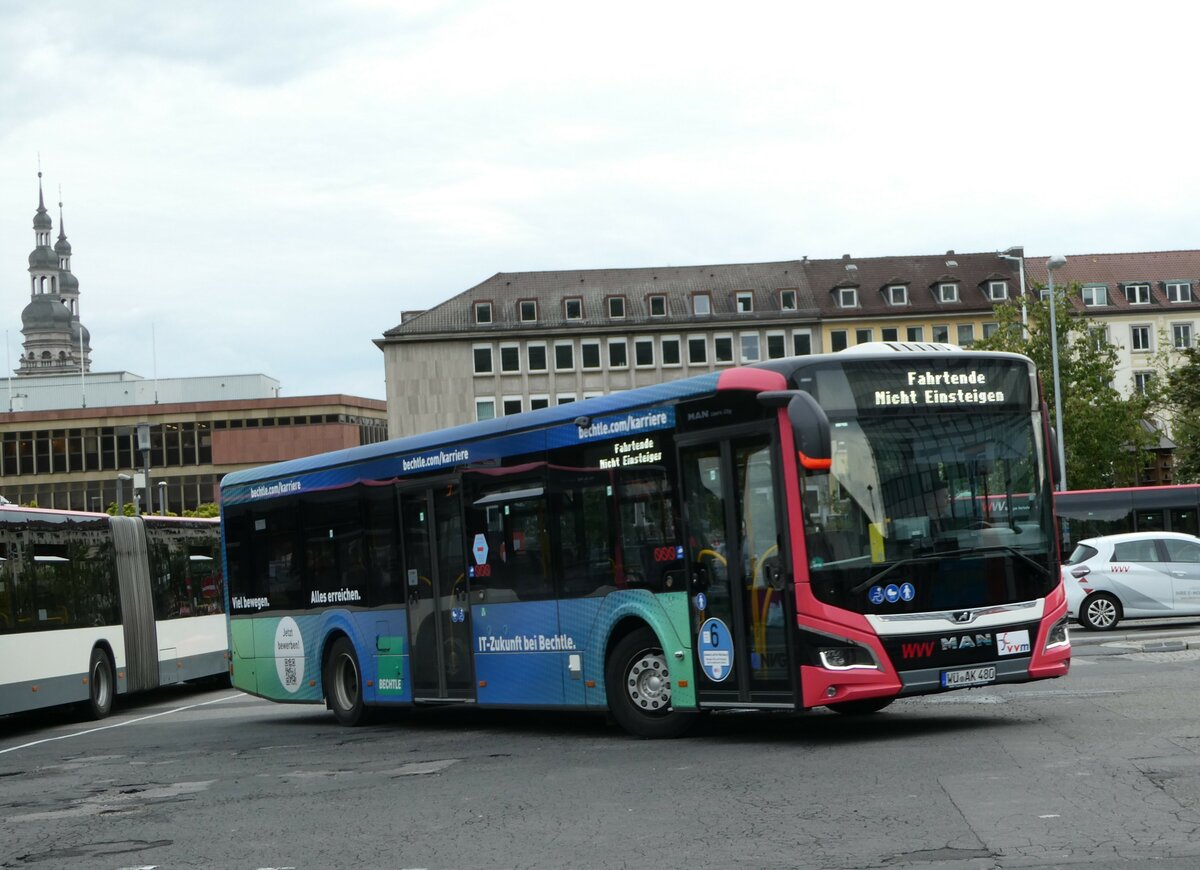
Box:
[0,506,226,719]
[1055,484,1200,551]
[220,343,1070,738]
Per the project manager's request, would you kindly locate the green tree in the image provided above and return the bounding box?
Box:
[974,284,1158,489]
[1167,344,1200,483]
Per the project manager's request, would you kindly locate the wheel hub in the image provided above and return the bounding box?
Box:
[626,651,671,712]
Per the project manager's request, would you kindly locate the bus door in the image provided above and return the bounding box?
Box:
[398,481,474,702]
[678,427,797,708]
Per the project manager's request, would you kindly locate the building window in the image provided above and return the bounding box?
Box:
[792,330,812,355]
[473,345,493,375]
[518,300,538,322]
[1125,283,1151,305]
[937,283,959,303]
[662,337,682,367]
[688,335,708,365]
[780,289,797,311]
[565,297,583,320]
[527,343,547,372]
[1090,326,1109,350]
[556,394,577,405]
[907,326,924,342]
[957,324,975,346]
[502,396,523,416]
[693,294,711,316]
[886,285,907,306]
[608,338,628,369]
[714,335,734,364]
[635,338,655,368]
[736,292,753,313]
[855,328,872,344]
[581,341,601,370]
[740,333,760,362]
[830,330,848,352]
[554,342,574,371]
[1167,282,1193,303]
[530,395,549,411]
[987,281,1008,301]
[474,302,493,324]
[766,332,786,359]
[1131,325,1152,352]
[881,327,898,342]
[1173,323,1193,349]
[932,325,949,343]
[648,295,666,317]
[982,322,999,339]
[475,398,496,421]
[1082,285,1108,307]
[608,296,626,319]
[837,287,858,308]
[1134,371,1154,395]
[500,344,521,373]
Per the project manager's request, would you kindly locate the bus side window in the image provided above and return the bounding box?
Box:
[0,544,10,632]
[464,474,552,603]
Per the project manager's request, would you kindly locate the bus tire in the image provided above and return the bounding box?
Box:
[325,637,369,726]
[605,627,693,739]
[85,647,114,720]
[1079,593,1121,631]
[826,697,894,715]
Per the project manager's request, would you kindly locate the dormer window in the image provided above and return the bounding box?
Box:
[518,299,538,322]
[693,293,711,316]
[649,294,666,317]
[1082,285,1108,307]
[735,291,754,313]
[987,281,1008,301]
[607,296,626,319]
[937,283,959,303]
[1124,283,1151,305]
[1166,281,1193,303]
[780,289,797,310]
[564,297,583,320]
[886,285,907,306]
[474,302,493,324]
[837,287,858,308]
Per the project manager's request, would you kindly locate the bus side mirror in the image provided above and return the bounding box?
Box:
[1047,423,1062,486]
[786,392,832,472]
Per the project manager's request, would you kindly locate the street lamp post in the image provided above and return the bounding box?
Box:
[116,473,131,515]
[1047,255,1068,491]
[158,481,168,515]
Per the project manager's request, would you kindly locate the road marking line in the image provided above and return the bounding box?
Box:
[0,693,246,756]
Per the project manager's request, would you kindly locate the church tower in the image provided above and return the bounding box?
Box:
[18,171,91,375]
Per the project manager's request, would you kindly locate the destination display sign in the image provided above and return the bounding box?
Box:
[806,358,1034,414]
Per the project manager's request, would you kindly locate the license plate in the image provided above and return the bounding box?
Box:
[940,666,996,688]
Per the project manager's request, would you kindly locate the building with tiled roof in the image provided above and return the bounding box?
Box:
[1024,251,1200,398]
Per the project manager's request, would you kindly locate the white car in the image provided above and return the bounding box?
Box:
[1063,531,1200,630]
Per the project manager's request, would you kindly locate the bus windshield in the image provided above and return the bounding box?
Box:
[797,357,1056,614]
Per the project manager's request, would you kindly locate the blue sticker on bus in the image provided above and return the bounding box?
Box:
[885,584,901,603]
[694,592,707,612]
[698,617,734,682]
[899,582,915,602]
[868,586,885,605]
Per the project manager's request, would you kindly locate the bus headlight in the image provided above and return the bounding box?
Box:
[818,643,878,670]
[1044,617,1069,650]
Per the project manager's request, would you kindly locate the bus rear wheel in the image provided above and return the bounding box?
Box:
[605,627,693,739]
[325,637,368,726]
[85,648,114,720]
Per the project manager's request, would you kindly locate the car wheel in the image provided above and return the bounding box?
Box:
[605,627,694,739]
[1080,592,1121,631]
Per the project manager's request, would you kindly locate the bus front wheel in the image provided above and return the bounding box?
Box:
[605,627,693,739]
[325,637,368,726]
[84,648,114,720]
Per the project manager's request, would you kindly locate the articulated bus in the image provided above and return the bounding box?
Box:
[1055,485,1200,551]
[220,343,1070,738]
[0,507,226,719]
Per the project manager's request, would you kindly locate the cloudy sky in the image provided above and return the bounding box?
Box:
[3,2,1197,400]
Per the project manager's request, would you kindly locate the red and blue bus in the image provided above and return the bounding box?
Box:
[0,507,226,719]
[1055,484,1200,551]
[219,344,1070,737]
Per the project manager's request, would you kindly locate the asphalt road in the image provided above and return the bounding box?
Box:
[3,622,1200,869]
